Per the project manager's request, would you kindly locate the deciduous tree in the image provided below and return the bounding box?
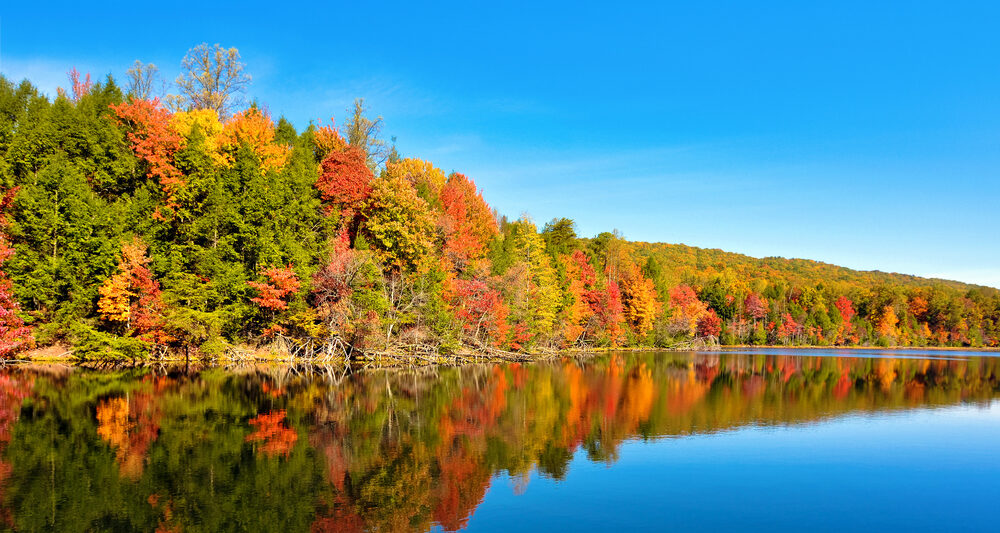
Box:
[173,43,250,119]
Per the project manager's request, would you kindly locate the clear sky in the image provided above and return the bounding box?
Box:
[2,1,998,288]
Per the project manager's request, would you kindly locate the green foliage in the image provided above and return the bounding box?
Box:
[70,323,151,361]
[0,64,997,360]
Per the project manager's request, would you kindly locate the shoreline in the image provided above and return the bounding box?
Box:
[6,343,998,368]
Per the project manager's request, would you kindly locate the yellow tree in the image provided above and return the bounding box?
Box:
[216,107,290,173]
[361,173,436,273]
[388,158,447,205]
[618,262,660,337]
[506,219,561,338]
[876,305,899,340]
[170,108,224,160]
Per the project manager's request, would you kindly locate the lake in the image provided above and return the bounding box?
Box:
[1,348,998,532]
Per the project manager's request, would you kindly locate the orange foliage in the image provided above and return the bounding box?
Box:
[216,107,290,173]
[97,238,171,344]
[110,99,186,217]
[312,120,348,158]
[246,410,298,457]
[248,264,300,311]
[876,305,899,339]
[562,250,597,345]
[439,173,497,270]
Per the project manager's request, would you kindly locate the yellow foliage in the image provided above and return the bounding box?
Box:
[170,109,224,147]
[387,158,447,197]
[876,305,899,339]
[619,262,660,336]
[98,272,133,324]
[313,121,347,157]
[363,173,436,273]
[216,108,290,174]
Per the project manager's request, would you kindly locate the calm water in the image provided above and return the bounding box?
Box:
[1,349,999,532]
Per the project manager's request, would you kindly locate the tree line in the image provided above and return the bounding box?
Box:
[0,44,997,361]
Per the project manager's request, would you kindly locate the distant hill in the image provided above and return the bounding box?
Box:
[630,241,997,295]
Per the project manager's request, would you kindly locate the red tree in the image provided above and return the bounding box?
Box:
[450,278,510,347]
[834,296,856,323]
[312,231,365,336]
[586,280,626,345]
[744,293,769,321]
[696,309,722,338]
[0,189,32,359]
[316,146,373,223]
[249,265,301,311]
[777,312,802,342]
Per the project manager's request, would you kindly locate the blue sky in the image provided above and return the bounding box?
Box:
[2,1,998,287]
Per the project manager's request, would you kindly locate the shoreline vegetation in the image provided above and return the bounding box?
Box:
[8,342,998,370]
[0,44,998,367]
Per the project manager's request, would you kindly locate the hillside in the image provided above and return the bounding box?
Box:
[631,241,997,293]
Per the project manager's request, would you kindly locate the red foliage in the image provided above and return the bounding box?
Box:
[110,99,185,217]
[246,410,298,457]
[249,265,300,311]
[696,309,722,337]
[450,277,510,347]
[834,296,856,323]
[569,250,596,286]
[68,67,92,103]
[744,292,769,320]
[586,280,626,345]
[669,284,699,310]
[509,323,533,352]
[312,231,358,332]
[0,189,32,359]
[439,173,497,269]
[777,312,802,340]
[316,146,373,218]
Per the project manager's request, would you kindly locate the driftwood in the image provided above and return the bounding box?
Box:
[668,335,720,351]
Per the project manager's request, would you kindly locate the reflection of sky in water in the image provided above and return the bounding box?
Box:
[3,350,998,532]
[466,401,1000,532]
[711,347,997,361]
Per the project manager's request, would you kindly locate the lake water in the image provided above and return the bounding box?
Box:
[1,349,998,532]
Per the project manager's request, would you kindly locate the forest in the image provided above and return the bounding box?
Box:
[0,44,998,362]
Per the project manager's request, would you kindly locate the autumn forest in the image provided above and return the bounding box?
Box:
[1,44,999,362]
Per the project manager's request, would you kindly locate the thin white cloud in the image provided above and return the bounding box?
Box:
[0,57,75,96]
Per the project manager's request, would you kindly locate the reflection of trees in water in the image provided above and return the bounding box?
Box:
[0,353,997,532]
